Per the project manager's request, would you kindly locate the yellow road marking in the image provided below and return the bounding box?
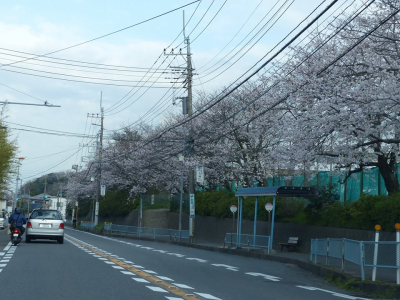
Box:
[66,234,200,299]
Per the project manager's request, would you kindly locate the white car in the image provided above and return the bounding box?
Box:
[0,217,4,229]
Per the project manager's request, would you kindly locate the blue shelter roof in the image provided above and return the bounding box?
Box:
[235,186,318,197]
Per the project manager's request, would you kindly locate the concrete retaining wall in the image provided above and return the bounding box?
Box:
[77,209,397,253]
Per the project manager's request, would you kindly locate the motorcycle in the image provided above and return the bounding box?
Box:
[11,228,22,246]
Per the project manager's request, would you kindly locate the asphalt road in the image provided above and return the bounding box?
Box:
[0,227,376,300]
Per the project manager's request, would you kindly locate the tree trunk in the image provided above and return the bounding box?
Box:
[377,152,399,195]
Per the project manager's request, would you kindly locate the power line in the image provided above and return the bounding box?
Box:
[1,1,201,69]
[0,81,49,104]
[195,0,393,151]
[197,0,289,75]
[196,0,265,72]
[7,127,96,138]
[191,0,228,43]
[143,0,340,146]
[191,0,373,145]
[2,64,180,84]
[0,67,176,88]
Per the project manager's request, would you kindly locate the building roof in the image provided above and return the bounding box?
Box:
[235,186,318,197]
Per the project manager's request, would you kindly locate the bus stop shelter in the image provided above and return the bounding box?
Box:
[235,186,318,250]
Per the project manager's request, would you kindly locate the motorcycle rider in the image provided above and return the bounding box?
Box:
[8,208,27,237]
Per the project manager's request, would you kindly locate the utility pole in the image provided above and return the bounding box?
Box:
[13,157,25,210]
[185,14,196,244]
[94,92,104,226]
[165,11,195,243]
[43,175,47,208]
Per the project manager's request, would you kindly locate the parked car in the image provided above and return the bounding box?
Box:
[0,216,4,229]
[26,209,64,244]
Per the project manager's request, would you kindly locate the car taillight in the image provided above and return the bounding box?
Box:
[59,223,64,229]
[27,222,32,228]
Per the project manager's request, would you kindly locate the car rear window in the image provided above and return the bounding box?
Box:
[30,210,62,220]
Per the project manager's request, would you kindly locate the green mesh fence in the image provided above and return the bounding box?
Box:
[261,164,399,203]
[141,193,172,209]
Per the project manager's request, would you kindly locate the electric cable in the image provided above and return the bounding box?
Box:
[197,0,264,72]
[191,0,373,145]
[142,0,339,147]
[0,1,201,69]
[191,0,228,43]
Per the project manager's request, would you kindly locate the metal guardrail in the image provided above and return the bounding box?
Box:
[223,233,270,253]
[103,224,190,242]
[310,238,400,283]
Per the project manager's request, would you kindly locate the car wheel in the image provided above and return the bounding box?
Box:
[26,236,31,243]
[58,237,64,244]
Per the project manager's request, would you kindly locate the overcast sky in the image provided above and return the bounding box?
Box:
[0,0,356,191]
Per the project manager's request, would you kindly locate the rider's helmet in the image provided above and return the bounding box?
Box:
[14,208,20,214]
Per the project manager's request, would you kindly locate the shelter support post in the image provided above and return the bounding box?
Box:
[238,196,243,248]
[270,196,276,250]
[253,196,258,249]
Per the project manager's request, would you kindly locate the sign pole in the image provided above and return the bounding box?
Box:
[396,223,400,284]
[372,224,381,281]
[230,205,237,234]
[270,197,276,251]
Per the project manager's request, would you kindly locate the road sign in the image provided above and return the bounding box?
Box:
[265,203,273,212]
[101,185,106,196]
[230,205,237,213]
[190,194,195,218]
[196,166,204,184]
[151,195,155,205]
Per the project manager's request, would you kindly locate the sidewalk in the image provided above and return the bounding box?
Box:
[0,227,10,249]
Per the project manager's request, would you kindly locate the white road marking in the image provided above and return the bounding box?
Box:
[132,278,149,283]
[0,252,5,256]
[146,286,168,293]
[0,269,2,273]
[98,258,108,260]
[144,270,157,274]
[124,260,134,264]
[153,250,168,253]
[133,265,144,268]
[112,266,124,269]
[0,260,10,262]
[297,286,370,300]
[186,258,207,263]
[105,261,115,265]
[212,264,238,271]
[165,297,183,300]
[158,276,174,281]
[0,264,6,267]
[167,253,185,258]
[141,247,153,250]
[194,293,221,299]
[173,284,194,289]
[246,272,281,282]
[121,271,135,275]
[93,255,101,257]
